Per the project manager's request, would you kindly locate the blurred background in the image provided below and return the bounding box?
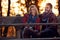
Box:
[0,0,59,17]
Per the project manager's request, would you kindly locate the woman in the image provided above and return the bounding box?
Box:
[22,5,40,38]
[7,26,16,38]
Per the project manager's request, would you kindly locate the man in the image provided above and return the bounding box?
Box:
[39,3,59,38]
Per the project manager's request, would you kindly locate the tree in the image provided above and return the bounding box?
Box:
[25,0,31,12]
[0,0,2,16]
[7,0,10,16]
[0,0,2,37]
[25,0,39,12]
[58,0,60,16]
[35,0,39,11]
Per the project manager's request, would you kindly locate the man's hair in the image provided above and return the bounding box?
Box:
[46,3,52,9]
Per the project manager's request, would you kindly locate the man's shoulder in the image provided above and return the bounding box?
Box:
[50,13,56,17]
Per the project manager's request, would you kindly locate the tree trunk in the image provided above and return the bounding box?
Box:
[7,0,10,16]
[0,0,2,37]
[35,0,39,11]
[58,0,60,16]
[0,0,2,16]
[25,0,31,12]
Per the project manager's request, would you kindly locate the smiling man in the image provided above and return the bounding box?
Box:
[39,3,59,38]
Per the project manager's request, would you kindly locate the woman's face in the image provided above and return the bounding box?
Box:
[8,26,13,32]
[31,8,36,16]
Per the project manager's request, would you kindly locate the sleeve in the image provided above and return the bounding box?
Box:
[35,17,40,31]
[22,14,29,23]
[49,14,57,29]
[50,14,57,23]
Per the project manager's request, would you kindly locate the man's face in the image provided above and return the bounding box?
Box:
[45,5,51,13]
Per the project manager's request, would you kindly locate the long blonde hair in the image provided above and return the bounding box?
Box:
[29,5,39,16]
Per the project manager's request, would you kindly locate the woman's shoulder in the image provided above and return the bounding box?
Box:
[24,14,29,17]
[24,14,29,16]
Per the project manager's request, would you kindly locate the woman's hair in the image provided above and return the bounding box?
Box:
[29,5,39,15]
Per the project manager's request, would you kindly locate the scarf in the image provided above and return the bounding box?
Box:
[28,14,37,23]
